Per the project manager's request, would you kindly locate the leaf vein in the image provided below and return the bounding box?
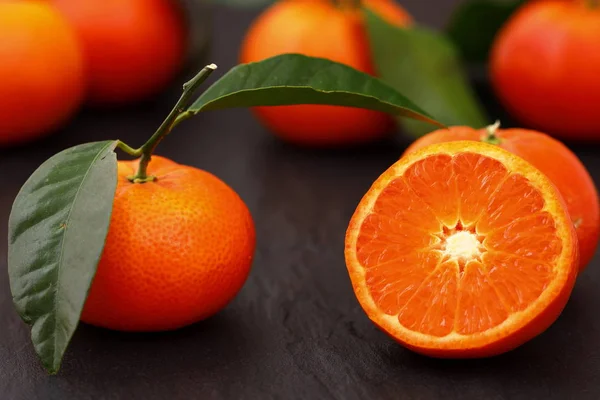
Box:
[48,141,116,368]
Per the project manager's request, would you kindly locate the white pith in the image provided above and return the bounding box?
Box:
[442,230,483,262]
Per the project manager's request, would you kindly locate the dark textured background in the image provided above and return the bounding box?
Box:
[2,2,600,399]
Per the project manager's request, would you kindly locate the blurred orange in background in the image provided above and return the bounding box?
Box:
[490,0,600,141]
[240,0,412,147]
[51,0,187,106]
[0,0,85,146]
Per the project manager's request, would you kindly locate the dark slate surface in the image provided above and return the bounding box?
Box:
[2,2,600,399]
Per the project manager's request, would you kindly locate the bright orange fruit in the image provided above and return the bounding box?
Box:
[0,0,84,146]
[490,0,600,140]
[239,0,412,146]
[404,125,600,271]
[81,156,256,331]
[345,141,578,357]
[52,0,186,105]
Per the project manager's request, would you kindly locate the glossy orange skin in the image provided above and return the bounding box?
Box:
[490,0,600,140]
[404,126,600,271]
[0,1,84,146]
[81,156,256,332]
[52,0,186,106]
[239,0,412,146]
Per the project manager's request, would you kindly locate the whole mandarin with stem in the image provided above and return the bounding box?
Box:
[239,0,412,146]
[51,0,187,106]
[404,122,600,271]
[80,65,256,331]
[490,0,600,140]
[0,0,84,146]
[81,156,256,331]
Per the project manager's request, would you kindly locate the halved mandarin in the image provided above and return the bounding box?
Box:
[345,141,578,358]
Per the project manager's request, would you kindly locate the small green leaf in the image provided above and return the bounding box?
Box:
[445,0,525,64]
[8,141,118,374]
[188,53,443,128]
[364,9,488,137]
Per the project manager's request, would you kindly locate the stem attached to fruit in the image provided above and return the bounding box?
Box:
[585,0,598,9]
[116,141,142,157]
[118,63,218,183]
[481,120,502,145]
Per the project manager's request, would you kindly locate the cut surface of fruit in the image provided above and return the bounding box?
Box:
[345,141,578,357]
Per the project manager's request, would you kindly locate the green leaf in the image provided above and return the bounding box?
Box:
[445,0,525,64]
[188,53,443,128]
[364,9,488,138]
[8,141,118,374]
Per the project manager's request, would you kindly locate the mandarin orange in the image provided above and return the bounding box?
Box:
[490,0,600,140]
[52,0,186,105]
[0,0,84,146]
[345,141,578,357]
[81,156,256,331]
[239,0,412,146]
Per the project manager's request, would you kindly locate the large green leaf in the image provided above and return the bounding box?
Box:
[188,53,443,128]
[445,0,526,64]
[8,141,118,374]
[364,9,488,137]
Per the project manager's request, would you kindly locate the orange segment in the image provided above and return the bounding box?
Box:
[373,177,442,234]
[485,252,553,313]
[484,212,563,262]
[356,213,438,267]
[455,260,509,335]
[366,251,441,315]
[345,141,578,358]
[477,174,545,234]
[404,154,458,227]
[397,260,458,337]
[452,153,509,226]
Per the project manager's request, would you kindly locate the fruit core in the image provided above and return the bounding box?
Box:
[443,230,483,262]
[436,224,486,273]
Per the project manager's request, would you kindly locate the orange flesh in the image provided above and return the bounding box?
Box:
[355,152,564,338]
